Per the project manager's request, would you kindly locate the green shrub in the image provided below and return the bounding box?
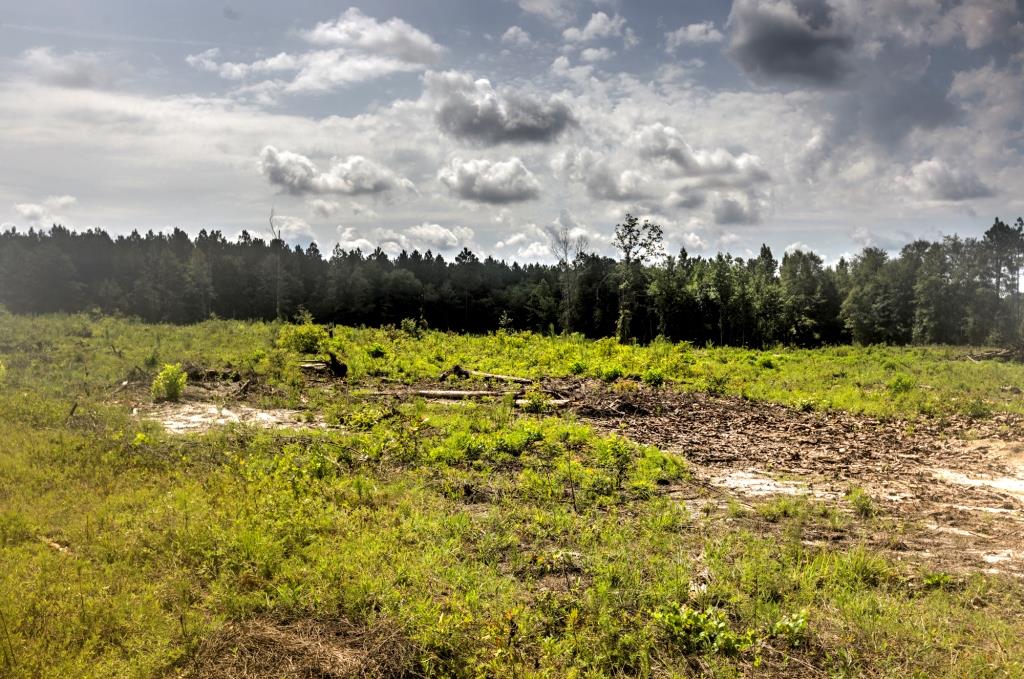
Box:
[887,373,916,394]
[599,365,624,382]
[151,363,187,402]
[569,360,587,375]
[277,323,328,354]
[367,344,387,359]
[704,373,729,395]
[655,604,751,655]
[642,368,665,386]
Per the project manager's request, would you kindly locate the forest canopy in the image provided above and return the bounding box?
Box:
[1,215,1022,347]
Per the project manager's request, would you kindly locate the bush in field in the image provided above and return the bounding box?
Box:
[0,360,6,385]
[151,363,187,402]
[277,323,328,354]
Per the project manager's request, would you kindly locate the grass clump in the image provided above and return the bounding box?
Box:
[846,485,876,518]
[150,363,186,402]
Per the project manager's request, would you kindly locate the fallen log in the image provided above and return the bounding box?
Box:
[412,389,511,399]
[467,370,533,384]
[440,364,532,384]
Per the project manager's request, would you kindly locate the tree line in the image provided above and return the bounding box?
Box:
[1,215,1022,347]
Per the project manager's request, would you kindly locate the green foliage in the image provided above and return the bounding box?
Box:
[0,359,5,385]
[150,363,186,402]
[771,608,810,648]
[654,604,752,655]
[888,373,916,394]
[276,322,328,354]
[846,486,876,518]
[641,367,664,386]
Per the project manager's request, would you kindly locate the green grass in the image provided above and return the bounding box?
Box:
[1,312,1024,676]
[4,313,1024,420]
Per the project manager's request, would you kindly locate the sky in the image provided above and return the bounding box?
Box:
[1,0,1022,264]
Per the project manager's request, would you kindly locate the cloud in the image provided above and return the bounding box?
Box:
[712,193,762,224]
[187,48,431,94]
[851,225,909,250]
[12,195,78,224]
[336,223,473,255]
[899,159,995,201]
[517,0,576,24]
[406,222,475,249]
[427,71,576,145]
[335,226,375,252]
[501,26,532,46]
[553,148,652,201]
[222,6,241,21]
[308,199,340,218]
[726,0,855,86]
[185,8,443,96]
[665,21,725,51]
[635,123,770,187]
[299,8,445,63]
[580,47,615,62]
[550,55,595,81]
[258,146,414,196]
[563,12,627,43]
[273,215,315,241]
[18,47,124,89]
[349,201,380,219]
[13,203,46,222]
[439,157,541,203]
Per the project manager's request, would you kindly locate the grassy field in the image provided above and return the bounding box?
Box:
[2,313,1024,677]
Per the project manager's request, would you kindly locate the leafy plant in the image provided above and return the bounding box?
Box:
[771,608,810,648]
[642,368,665,386]
[655,604,752,655]
[151,363,187,402]
[277,322,328,354]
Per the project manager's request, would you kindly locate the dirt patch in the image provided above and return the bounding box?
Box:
[185,616,416,679]
[713,470,826,497]
[560,380,1024,577]
[138,400,322,434]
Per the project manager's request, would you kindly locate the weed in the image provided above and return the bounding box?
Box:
[277,322,328,354]
[642,368,665,386]
[922,571,953,591]
[655,604,753,655]
[151,363,187,402]
[846,486,876,518]
[771,608,810,648]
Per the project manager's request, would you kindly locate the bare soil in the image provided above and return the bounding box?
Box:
[558,379,1024,578]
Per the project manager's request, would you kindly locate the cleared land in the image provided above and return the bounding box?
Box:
[2,315,1024,677]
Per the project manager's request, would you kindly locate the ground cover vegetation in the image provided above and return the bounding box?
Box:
[2,312,1024,677]
[2,216,1024,347]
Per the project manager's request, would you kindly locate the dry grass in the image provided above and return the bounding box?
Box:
[184,616,418,679]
